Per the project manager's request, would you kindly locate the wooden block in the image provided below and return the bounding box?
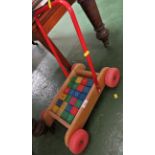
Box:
[59,93,67,101]
[75,100,83,108]
[77,84,85,92]
[69,89,75,96]
[86,79,93,87]
[66,114,75,124]
[72,83,79,89]
[59,102,68,112]
[69,97,77,106]
[73,90,80,98]
[70,77,77,83]
[65,104,72,112]
[81,78,88,86]
[83,86,91,94]
[52,105,59,113]
[70,106,79,116]
[68,81,74,88]
[75,77,83,83]
[64,87,70,94]
[56,99,63,107]
[65,95,72,103]
[61,111,69,121]
[79,93,87,101]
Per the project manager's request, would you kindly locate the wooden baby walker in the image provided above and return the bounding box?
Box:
[34,0,120,154]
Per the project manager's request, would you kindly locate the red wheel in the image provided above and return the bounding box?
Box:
[105,68,120,88]
[68,129,89,154]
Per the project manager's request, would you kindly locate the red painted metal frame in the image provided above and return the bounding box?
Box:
[34,0,100,91]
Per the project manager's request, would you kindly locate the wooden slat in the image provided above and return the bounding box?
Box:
[76,70,99,78]
[49,111,70,128]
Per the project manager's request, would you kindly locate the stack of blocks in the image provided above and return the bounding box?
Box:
[51,76,93,124]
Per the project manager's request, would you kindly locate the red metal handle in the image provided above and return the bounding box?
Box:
[34,0,100,91]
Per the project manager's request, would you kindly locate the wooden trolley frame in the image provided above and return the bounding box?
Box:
[42,63,109,146]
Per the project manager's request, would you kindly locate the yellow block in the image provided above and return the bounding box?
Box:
[76,77,83,83]
[59,102,68,112]
[52,105,59,113]
[59,93,67,101]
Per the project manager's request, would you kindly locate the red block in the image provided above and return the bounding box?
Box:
[77,84,84,92]
[69,97,77,106]
[70,106,79,116]
[64,87,70,94]
[81,78,88,85]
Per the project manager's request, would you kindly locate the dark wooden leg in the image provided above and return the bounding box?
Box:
[32,118,48,137]
[32,118,55,137]
[77,0,109,47]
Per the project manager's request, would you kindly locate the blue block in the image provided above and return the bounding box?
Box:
[83,86,90,94]
[65,104,72,112]
[79,93,87,101]
[69,89,75,96]
[56,99,63,107]
[87,79,93,87]
[73,90,80,98]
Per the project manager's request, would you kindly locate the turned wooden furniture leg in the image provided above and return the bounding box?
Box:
[32,118,55,137]
[77,0,109,47]
[32,118,48,137]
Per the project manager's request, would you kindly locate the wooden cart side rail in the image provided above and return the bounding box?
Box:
[49,111,70,128]
[64,67,109,147]
[76,70,99,78]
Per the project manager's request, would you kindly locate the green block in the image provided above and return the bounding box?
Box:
[66,113,75,124]
[68,81,74,88]
[65,95,72,102]
[70,77,77,83]
[72,83,79,89]
[61,111,69,121]
[75,100,83,108]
